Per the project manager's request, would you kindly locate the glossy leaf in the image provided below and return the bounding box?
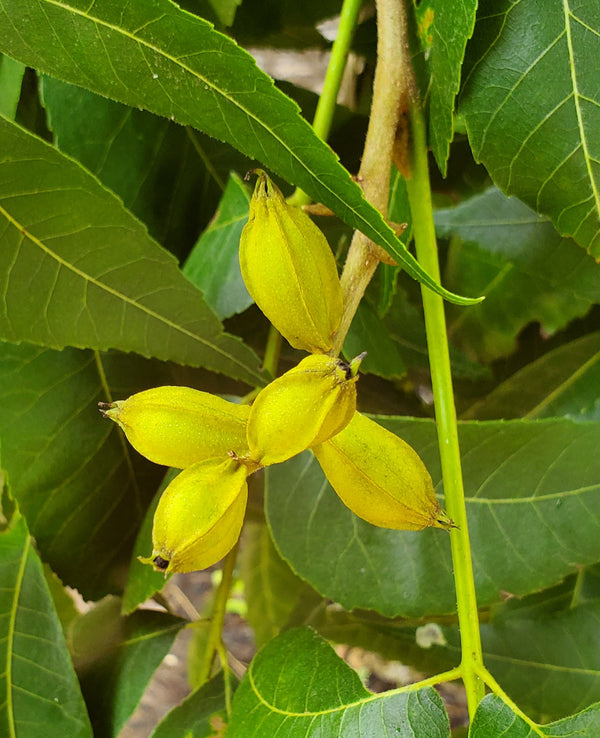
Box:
[0,514,92,738]
[41,76,247,259]
[436,187,600,361]
[72,597,185,738]
[0,341,169,599]
[267,418,600,616]
[0,0,476,304]
[414,0,478,175]
[463,332,600,421]
[183,173,252,320]
[0,117,264,385]
[228,627,450,737]
[470,695,600,737]
[460,0,600,255]
[150,672,230,738]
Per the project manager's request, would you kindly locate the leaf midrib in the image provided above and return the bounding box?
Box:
[5,531,29,738]
[463,481,600,505]
[93,351,143,517]
[246,663,420,718]
[563,0,600,220]
[524,349,600,419]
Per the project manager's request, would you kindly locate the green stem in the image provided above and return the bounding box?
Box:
[394,666,463,695]
[289,0,363,207]
[241,327,281,403]
[195,540,240,686]
[406,103,485,718]
[216,641,233,716]
[262,325,282,377]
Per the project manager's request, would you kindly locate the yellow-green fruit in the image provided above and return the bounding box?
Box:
[142,457,249,574]
[99,386,250,468]
[239,171,343,353]
[313,412,454,531]
[247,353,360,466]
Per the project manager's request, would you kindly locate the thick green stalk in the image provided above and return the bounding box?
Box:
[195,540,240,685]
[332,0,409,355]
[262,325,282,377]
[406,103,485,717]
[289,0,363,208]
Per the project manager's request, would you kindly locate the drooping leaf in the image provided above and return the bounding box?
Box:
[150,672,230,738]
[460,0,600,255]
[267,418,600,616]
[41,75,248,259]
[72,597,185,738]
[463,332,600,421]
[240,521,319,648]
[228,627,450,737]
[414,0,478,175]
[0,0,477,304]
[0,514,92,738]
[121,469,179,615]
[0,117,265,385]
[470,695,600,737]
[183,173,252,320]
[0,54,24,119]
[0,341,170,599]
[436,187,600,361]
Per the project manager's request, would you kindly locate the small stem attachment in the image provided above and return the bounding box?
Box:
[332,0,410,354]
[216,641,233,716]
[406,101,485,717]
[195,540,240,686]
[262,325,282,377]
[289,0,364,207]
[397,666,463,695]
